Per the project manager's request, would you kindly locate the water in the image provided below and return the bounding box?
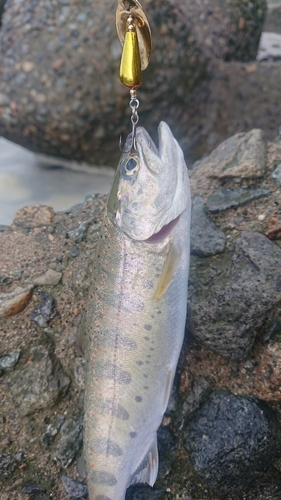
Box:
[0,137,114,226]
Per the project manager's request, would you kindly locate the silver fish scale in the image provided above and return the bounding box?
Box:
[83,208,189,500]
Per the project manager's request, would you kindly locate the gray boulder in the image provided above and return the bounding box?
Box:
[184,391,281,495]
[189,231,281,360]
[0,0,266,165]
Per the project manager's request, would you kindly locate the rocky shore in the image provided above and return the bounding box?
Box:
[1,129,281,499]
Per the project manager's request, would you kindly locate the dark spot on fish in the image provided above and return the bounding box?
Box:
[157,310,162,314]
[135,396,142,402]
[143,280,153,289]
[143,374,148,378]
[130,431,138,438]
[146,361,150,364]
[147,355,151,358]
[90,438,123,457]
[90,470,117,486]
[143,386,148,389]
[150,348,154,351]
[144,324,152,331]
[93,398,129,420]
[136,360,143,365]
[144,336,150,341]
[95,362,131,385]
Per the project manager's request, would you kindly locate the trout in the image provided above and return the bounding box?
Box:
[83,121,191,500]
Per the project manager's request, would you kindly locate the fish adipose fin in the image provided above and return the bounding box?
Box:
[153,243,180,301]
[130,434,159,487]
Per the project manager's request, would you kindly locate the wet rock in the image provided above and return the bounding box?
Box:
[70,246,79,258]
[180,376,211,420]
[67,220,91,243]
[61,475,88,500]
[184,391,281,495]
[126,485,165,500]
[30,296,57,327]
[12,205,54,228]
[21,482,46,494]
[190,196,226,257]
[0,285,33,318]
[55,415,83,468]
[272,164,281,186]
[189,231,281,359]
[205,188,271,213]
[192,129,267,179]
[33,269,62,286]
[0,351,20,372]
[41,415,64,446]
[0,452,23,478]
[0,0,265,165]
[8,345,70,416]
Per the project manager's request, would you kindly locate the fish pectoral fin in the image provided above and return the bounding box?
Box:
[153,242,180,301]
[130,434,159,487]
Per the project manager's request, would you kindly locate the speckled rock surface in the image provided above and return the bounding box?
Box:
[184,391,281,496]
[0,0,266,165]
[190,196,226,256]
[1,135,281,499]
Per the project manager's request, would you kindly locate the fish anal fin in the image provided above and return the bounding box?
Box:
[130,435,159,487]
[153,242,180,301]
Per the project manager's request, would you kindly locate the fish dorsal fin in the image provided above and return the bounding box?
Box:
[130,434,159,487]
[153,242,180,301]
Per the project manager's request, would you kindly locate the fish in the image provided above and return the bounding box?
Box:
[82,121,191,500]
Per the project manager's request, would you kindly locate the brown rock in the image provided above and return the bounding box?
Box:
[0,286,33,318]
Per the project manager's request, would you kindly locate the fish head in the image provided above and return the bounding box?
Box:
[107,121,190,241]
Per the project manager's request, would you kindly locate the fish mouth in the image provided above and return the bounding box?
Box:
[144,215,180,243]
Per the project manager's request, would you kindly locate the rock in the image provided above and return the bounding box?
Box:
[0,285,33,318]
[257,32,281,61]
[70,246,79,258]
[205,188,271,213]
[126,485,165,500]
[12,205,54,229]
[189,231,281,360]
[21,483,46,494]
[180,376,211,420]
[0,351,20,372]
[30,295,57,327]
[67,220,91,243]
[8,345,70,416]
[61,475,88,500]
[184,391,281,495]
[272,164,281,186]
[192,129,267,179]
[0,453,23,478]
[41,415,64,446]
[0,0,266,165]
[54,415,83,468]
[190,196,226,256]
[33,269,62,286]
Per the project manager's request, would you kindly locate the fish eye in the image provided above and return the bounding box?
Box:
[125,157,138,175]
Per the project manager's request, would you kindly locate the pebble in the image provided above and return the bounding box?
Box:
[41,415,64,446]
[184,391,281,495]
[30,296,57,327]
[190,196,226,256]
[61,475,88,500]
[67,220,91,243]
[205,188,271,213]
[271,164,281,186]
[0,285,33,318]
[21,482,46,494]
[33,269,62,286]
[54,415,83,468]
[0,453,23,478]
[12,205,54,229]
[0,351,20,372]
[70,245,79,258]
